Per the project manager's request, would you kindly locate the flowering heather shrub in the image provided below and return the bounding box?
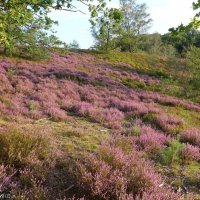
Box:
[78,86,98,103]
[0,126,58,170]
[73,140,178,199]
[138,91,200,112]
[156,114,184,133]
[45,106,68,121]
[135,188,180,200]
[0,164,16,192]
[108,97,155,115]
[59,81,80,100]
[0,102,6,115]
[0,74,13,93]
[0,52,199,126]
[0,60,10,70]
[14,77,35,94]
[72,102,124,129]
[181,144,200,162]
[180,128,200,147]
[137,125,170,154]
[13,167,49,199]
[72,102,94,117]
[91,108,124,123]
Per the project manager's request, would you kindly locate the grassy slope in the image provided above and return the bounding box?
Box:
[0,51,200,199]
[95,51,200,103]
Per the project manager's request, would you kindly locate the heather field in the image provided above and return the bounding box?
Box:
[0,51,200,199]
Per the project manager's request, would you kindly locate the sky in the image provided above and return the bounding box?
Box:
[49,0,195,49]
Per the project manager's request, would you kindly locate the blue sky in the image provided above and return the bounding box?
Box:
[49,0,195,49]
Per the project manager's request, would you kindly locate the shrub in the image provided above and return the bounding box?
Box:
[137,125,169,154]
[72,102,124,129]
[181,144,200,163]
[161,140,184,165]
[186,46,200,89]
[45,106,68,121]
[0,126,58,170]
[73,138,179,199]
[180,128,200,147]
[135,188,180,200]
[156,114,184,133]
[13,167,49,199]
[108,97,154,115]
[21,46,50,61]
[0,164,16,192]
[130,126,141,137]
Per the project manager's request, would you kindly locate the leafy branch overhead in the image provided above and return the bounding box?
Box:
[0,0,118,57]
[169,0,200,33]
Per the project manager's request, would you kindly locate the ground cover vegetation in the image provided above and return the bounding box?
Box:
[0,0,200,199]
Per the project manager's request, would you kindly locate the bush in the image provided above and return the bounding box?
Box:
[0,164,16,192]
[186,46,200,88]
[72,102,124,129]
[13,167,49,199]
[180,128,200,147]
[180,144,200,163]
[137,33,177,58]
[0,126,58,170]
[156,114,184,134]
[137,125,169,154]
[73,138,179,199]
[161,140,184,165]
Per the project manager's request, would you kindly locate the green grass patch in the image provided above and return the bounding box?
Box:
[35,118,110,158]
[121,77,146,89]
[161,106,200,129]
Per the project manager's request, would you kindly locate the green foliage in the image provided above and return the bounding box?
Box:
[169,1,200,37]
[163,30,200,54]
[161,140,184,165]
[0,0,118,58]
[186,46,200,88]
[113,0,153,52]
[0,1,59,57]
[130,126,141,136]
[28,101,37,111]
[91,0,153,52]
[120,0,152,35]
[91,7,124,51]
[138,33,177,58]
[117,32,137,52]
[122,77,146,89]
[69,40,80,49]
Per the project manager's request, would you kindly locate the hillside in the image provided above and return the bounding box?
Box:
[0,51,200,199]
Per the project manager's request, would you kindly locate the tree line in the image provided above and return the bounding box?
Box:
[1,0,200,59]
[91,0,200,57]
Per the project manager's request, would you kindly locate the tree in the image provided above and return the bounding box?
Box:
[0,0,58,56]
[0,0,119,57]
[163,30,200,54]
[116,0,152,52]
[69,40,80,49]
[120,0,152,35]
[91,7,123,51]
